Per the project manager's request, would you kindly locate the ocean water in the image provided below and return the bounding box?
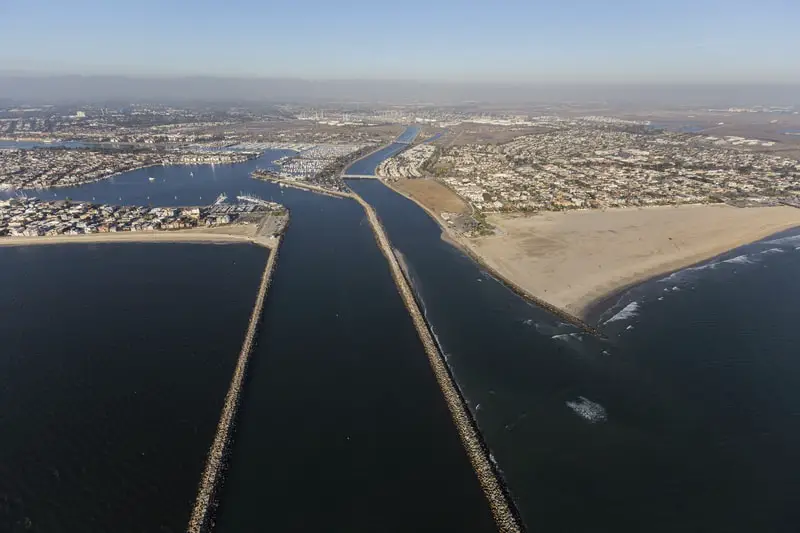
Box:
[351,179,800,532]
[1,149,495,531]
[5,134,800,531]
[0,243,268,532]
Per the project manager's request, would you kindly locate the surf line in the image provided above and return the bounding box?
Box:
[186,238,281,533]
[351,192,525,533]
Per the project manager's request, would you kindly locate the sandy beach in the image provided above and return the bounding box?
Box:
[0,224,278,249]
[461,204,800,319]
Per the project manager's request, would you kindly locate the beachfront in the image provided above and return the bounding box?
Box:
[462,204,800,319]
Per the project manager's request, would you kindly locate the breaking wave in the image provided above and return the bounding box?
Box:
[566,396,607,423]
[761,247,785,255]
[766,234,800,246]
[723,254,754,265]
[551,332,584,343]
[604,301,639,324]
[659,261,718,282]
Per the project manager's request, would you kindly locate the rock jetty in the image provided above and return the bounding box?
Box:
[351,193,524,533]
[186,239,281,533]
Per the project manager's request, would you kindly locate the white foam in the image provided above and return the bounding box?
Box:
[551,332,584,343]
[761,247,785,255]
[522,319,534,326]
[604,301,639,324]
[566,396,607,423]
[766,234,800,246]
[659,261,717,282]
[723,254,754,265]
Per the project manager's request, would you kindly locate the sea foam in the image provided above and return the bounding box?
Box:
[566,396,607,423]
[761,247,785,255]
[723,254,754,265]
[766,234,800,246]
[604,301,639,324]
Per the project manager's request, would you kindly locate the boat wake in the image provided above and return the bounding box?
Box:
[566,396,607,423]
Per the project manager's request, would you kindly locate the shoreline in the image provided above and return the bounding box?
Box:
[580,222,800,325]
[382,179,800,328]
[380,178,604,336]
[0,227,277,249]
[465,211,800,325]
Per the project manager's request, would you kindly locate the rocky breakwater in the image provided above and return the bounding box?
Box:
[350,193,524,533]
[186,238,282,533]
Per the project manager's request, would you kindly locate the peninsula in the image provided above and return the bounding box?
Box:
[0,196,288,249]
[378,116,800,322]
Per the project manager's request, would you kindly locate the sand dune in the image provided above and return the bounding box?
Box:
[463,204,800,319]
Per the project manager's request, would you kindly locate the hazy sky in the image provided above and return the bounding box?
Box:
[1,0,798,83]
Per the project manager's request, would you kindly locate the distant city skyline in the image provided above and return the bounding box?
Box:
[1,0,799,83]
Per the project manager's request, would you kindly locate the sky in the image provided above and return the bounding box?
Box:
[1,0,798,83]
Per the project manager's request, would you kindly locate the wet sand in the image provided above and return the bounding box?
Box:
[464,204,800,320]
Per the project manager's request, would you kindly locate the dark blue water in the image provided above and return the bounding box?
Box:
[0,243,267,532]
[349,179,800,532]
[1,149,495,531]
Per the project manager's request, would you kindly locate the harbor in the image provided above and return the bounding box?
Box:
[0,147,501,532]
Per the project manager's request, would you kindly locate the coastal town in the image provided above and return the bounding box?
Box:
[379,119,800,213]
[0,195,287,238]
[377,143,436,178]
[270,142,374,180]
[0,147,255,190]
